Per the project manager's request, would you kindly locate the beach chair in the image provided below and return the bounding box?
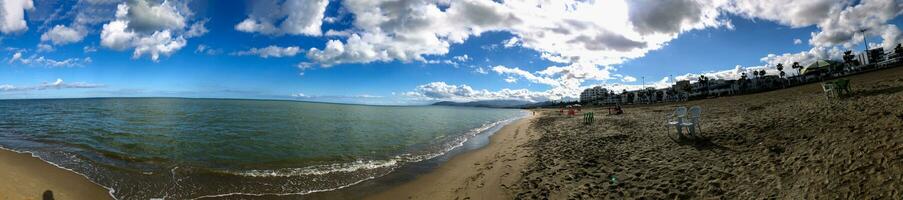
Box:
[666,107,688,139]
[821,82,837,100]
[682,106,702,138]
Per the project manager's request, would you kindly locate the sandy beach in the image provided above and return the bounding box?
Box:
[510,66,903,199]
[1,67,900,199]
[0,149,112,200]
[366,114,538,200]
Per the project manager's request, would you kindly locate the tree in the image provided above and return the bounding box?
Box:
[752,70,759,78]
[739,72,748,92]
[776,63,785,78]
[759,69,766,78]
[791,62,802,76]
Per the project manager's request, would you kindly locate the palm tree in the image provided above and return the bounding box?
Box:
[739,72,748,92]
[752,70,759,78]
[776,63,785,79]
[759,69,766,78]
[791,62,802,76]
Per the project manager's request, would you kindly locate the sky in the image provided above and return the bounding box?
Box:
[1,0,902,105]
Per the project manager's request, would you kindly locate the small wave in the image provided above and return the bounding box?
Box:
[218,114,525,178]
[227,159,399,177]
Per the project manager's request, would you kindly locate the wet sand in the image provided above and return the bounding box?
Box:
[366,114,538,200]
[0,149,112,200]
[512,66,903,199]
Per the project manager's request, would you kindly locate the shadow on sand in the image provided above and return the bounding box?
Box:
[43,190,54,200]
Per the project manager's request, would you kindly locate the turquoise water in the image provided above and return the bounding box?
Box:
[0,98,525,199]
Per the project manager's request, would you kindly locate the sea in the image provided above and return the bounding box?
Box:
[0,98,526,199]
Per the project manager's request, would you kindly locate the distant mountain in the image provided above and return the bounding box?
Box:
[432,100,533,108]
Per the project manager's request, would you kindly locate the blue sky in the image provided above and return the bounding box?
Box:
[1,0,902,105]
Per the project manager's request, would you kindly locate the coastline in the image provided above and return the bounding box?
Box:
[0,109,530,200]
[364,112,538,200]
[0,148,112,200]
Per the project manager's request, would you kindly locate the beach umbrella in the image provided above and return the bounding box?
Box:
[801,60,838,75]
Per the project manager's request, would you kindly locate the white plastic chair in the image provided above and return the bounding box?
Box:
[682,106,702,138]
[821,82,837,100]
[666,107,688,138]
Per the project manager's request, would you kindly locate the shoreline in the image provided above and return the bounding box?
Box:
[0,147,113,200]
[363,112,538,199]
[0,111,531,200]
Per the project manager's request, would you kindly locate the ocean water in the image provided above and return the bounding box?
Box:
[0,98,525,199]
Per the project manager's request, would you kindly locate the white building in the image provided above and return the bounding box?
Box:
[580,86,608,103]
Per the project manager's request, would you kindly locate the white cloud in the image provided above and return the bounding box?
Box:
[453,54,471,62]
[474,67,488,74]
[0,0,34,34]
[232,45,302,58]
[731,0,903,67]
[302,0,732,100]
[185,19,208,38]
[83,46,98,53]
[504,76,517,83]
[36,44,54,52]
[404,81,552,102]
[99,0,198,61]
[235,0,329,36]
[124,0,186,33]
[794,38,803,44]
[8,52,92,68]
[130,30,186,61]
[491,65,558,86]
[324,29,351,37]
[621,75,637,82]
[194,44,221,55]
[503,37,519,48]
[0,78,103,92]
[41,25,88,45]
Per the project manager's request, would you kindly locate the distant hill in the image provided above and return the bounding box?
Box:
[432,100,533,108]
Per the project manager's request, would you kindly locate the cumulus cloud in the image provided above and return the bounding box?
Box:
[235,0,329,36]
[232,45,302,58]
[41,25,88,45]
[303,0,733,100]
[404,81,552,102]
[0,0,34,34]
[99,0,200,61]
[0,78,103,92]
[724,0,903,78]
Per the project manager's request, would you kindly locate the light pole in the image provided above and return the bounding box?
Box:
[860,29,869,64]
[641,76,645,89]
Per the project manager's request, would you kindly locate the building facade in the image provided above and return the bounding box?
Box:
[580,86,608,103]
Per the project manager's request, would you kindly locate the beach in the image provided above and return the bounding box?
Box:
[1,66,901,199]
[366,113,538,200]
[511,66,903,199]
[0,149,112,200]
